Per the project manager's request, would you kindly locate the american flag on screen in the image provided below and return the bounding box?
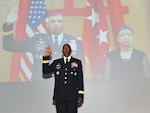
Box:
[10,0,48,81]
[26,0,48,36]
[83,0,110,79]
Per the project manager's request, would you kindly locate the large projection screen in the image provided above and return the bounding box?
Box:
[0,0,150,113]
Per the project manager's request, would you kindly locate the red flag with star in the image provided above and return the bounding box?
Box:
[83,0,110,79]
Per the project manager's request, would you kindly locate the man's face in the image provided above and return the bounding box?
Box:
[62,44,72,57]
[117,29,134,47]
[47,15,65,35]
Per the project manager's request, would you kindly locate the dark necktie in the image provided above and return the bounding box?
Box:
[66,58,68,64]
[54,37,58,46]
[53,37,58,53]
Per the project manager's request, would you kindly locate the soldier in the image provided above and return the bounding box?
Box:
[2,7,84,81]
[42,43,84,113]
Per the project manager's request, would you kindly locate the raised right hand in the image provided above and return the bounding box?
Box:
[6,6,18,24]
[45,45,52,56]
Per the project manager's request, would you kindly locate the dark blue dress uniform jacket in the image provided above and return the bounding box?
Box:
[42,56,84,101]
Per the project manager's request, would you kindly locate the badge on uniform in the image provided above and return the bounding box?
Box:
[69,40,77,51]
[56,63,61,70]
[74,72,77,76]
[56,71,60,75]
[71,62,78,68]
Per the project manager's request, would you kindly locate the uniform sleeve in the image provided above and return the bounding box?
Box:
[77,60,84,99]
[2,23,14,51]
[2,23,34,52]
[42,56,55,78]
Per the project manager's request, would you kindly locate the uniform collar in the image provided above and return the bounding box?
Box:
[63,56,71,62]
[51,33,63,45]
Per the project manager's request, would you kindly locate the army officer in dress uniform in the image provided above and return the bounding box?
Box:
[2,6,84,81]
[42,44,84,113]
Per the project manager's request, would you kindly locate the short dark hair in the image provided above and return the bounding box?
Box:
[117,25,134,36]
[48,13,64,18]
[63,43,72,51]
